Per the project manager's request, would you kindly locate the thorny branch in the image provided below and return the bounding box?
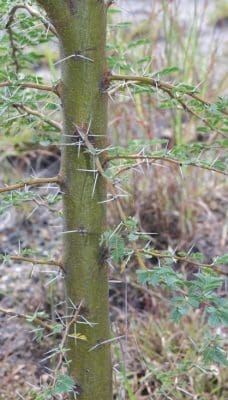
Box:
[0,175,61,194]
[107,155,228,176]
[109,74,228,133]
[0,306,53,331]
[13,103,62,131]
[109,74,228,114]
[0,81,60,97]
[0,254,64,271]
[168,90,227,139]
[6,16,20,73]
[6,3,57,36]
[139,249,228,276]
[52,300,84,384]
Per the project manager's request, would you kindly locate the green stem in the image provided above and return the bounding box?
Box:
[36,1,112,399]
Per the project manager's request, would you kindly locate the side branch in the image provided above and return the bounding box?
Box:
[13,103,62,131]
[0,81,60,97]
[0,255,63,270]
[0,175,60,194]
[6,3,57,36]
[109,74,228,119]
[140,249,228,276]
[107,155,228,176]
[0,307,53,331]
[52,300,84,385]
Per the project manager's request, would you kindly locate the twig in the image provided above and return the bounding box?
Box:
[168,91,227,139]
[0,254,64,271]
[53,300,84,383]
[6,17,20,72]
[140,249,228,276]
[107,155,227,176]
[6,3,57,36]
[0,175,60,194]
[0,306,53,331]
[109,74,228,120]
[13,103,62,131]
[109,73,227,112]
[0,81,59,96]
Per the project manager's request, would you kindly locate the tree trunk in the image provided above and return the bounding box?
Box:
[36,1,112,399]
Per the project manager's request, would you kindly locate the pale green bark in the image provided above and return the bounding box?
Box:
[37,1,112,399]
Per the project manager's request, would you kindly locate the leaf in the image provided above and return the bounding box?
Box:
[101,231,126,263]
[52,324,63,334]
[196,126,211,133]
[128,38,150,48]
[174,83,198,93]
[203,346,228,366]
[51,374,75,395]
[128,232,139,241]
[154,66,179,77]
[68,332,87,341]
[213,253,228,265]
[159,99,178,109]
[208,314,220,327]
[187,297,200,308]
[171,308,182,323]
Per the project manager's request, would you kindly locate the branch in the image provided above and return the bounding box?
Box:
[53,300,84,384]
[0,306,53,331]
[0,81,60,96]
[13,103,62,131]
[0,254,64,270]
[109,74,228,122]
[6,3,57,36]
[0,175,60,194]
[6,15,20,73]
[107,155,228,176]
[168,91,227,139]
[140,249,228,276]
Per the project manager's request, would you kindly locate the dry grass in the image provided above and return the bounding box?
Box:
[107,1,227,398]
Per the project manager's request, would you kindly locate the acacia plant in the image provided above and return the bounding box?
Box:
[0,1,227,399]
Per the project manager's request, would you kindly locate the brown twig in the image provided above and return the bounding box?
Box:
[0,175,60,194]
[13,103,62,131]
[0,306,53,331]
[107,155,228,176]
[6,19,20,72]
[140,249,228,276]
[6,3,57,36]
[0,254,64,271]
[109,74,228,118]
[109,73,226,109]
[0,80,59,96]
[53,300,84,384]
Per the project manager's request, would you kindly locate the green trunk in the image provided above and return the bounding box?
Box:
[37,1,112,399]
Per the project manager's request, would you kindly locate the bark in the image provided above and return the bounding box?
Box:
[36,1,112,399]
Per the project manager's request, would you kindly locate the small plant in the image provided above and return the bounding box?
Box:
[0,1,227,399]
